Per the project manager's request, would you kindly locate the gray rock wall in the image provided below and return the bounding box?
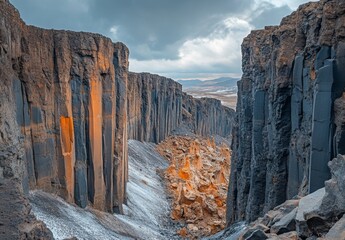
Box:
[182,93,234,138]
[127,72,234,143]
[127,72,183,143]
[227,0,345,225]
[0,0,129,214]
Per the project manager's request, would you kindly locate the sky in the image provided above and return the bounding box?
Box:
[10,0,315,80]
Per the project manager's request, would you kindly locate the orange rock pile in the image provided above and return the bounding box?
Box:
[157,136,231,238]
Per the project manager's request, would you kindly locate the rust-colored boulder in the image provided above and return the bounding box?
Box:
[158,136,230,238]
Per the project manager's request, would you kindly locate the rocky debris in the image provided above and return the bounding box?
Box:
[0,179,53,240]
[323,215,345,240]
[0,0,129,213]
[127,72,235,144]
[242,229,268,240]
[296,188,325,237]
[227,0,345,225]
[271,207,297,234]
[221,155,345,239]
[268,231,299,240]
[316,155,345,219]
[157,136,230,239]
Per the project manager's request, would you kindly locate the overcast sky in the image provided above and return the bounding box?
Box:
[10,0,315,80]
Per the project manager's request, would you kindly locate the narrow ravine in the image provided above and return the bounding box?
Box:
[29,140,180,240]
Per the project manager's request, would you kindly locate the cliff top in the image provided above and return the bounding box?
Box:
[0,0,129,52]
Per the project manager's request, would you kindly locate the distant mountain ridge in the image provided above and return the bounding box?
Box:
[177,77,239,89]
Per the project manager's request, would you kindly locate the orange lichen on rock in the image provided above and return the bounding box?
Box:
[89,77,105,209]
[178,157,191,180]
[60,116,75,202]
[157,136,231,239]
[60,116,74,155]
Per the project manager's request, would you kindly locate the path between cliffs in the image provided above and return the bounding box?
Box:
[29,140,180,240]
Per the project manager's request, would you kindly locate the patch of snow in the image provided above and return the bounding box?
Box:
[29,191,129,240]
[29,140,178,240]
[116,140,178,239]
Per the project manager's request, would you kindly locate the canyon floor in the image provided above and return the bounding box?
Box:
[29,136,232,240]
[30,140,179,240]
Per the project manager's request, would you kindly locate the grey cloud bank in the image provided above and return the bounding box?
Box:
[10,0,314,79]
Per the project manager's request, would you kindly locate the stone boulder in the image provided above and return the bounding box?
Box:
[241,229,268,240]
[267,231,299,240]
[317,155,345,218]
[271,207,297,234]
[322,215,345,240]
[296,188,325,237]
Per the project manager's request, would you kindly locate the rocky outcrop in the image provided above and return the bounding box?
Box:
[127,72,182,143]
[0,0,128,214]
[157,136,230,238]
[127,72,235,143]
[0,179,53,240]
[223,155,345,239]
[182,93,234,138]
[227,0,345,224]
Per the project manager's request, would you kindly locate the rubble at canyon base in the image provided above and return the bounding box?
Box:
[157,136,231,239]
[217,155,345,240]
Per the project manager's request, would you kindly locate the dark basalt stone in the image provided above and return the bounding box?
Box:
[227,0,345,226]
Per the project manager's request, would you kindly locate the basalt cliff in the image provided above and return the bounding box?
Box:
[0,0,130,217]
[127,72,234,143]
[0,0,234,238]
[227,0,345,229]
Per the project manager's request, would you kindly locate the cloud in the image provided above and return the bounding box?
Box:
[130,17,252,78]
[10,0,313,79]
[258,0,318,10]
[249,2,292,28]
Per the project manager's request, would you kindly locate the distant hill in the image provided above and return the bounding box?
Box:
[177,77,239,109]
[177,77,239,90]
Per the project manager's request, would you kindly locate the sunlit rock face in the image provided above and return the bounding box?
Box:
[227,0,345,225]
[0,0,129,214]
[157,136,230,238]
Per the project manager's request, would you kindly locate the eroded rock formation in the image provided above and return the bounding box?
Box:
[1,1,235,238]
[182,93,234,138]
[226,155,345,239]
[0,0,128,214]
[227,0,345,225]
[157,136,230,238]
[127,72,182,143]
[127,72,235,143]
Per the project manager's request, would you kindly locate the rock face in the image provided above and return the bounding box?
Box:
[127,72,235,143]
[182,93,234,138]
[0,179,53,240]
[1,2,235,238]
[218,155,345,239]
[0,0,128,214]
[1,0,234,223]
[227,0,345,224]
[127,72,182,143]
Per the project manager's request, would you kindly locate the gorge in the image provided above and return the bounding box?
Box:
[0,0,234,239]
[2,0,345,239]
[224,0,345,239]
